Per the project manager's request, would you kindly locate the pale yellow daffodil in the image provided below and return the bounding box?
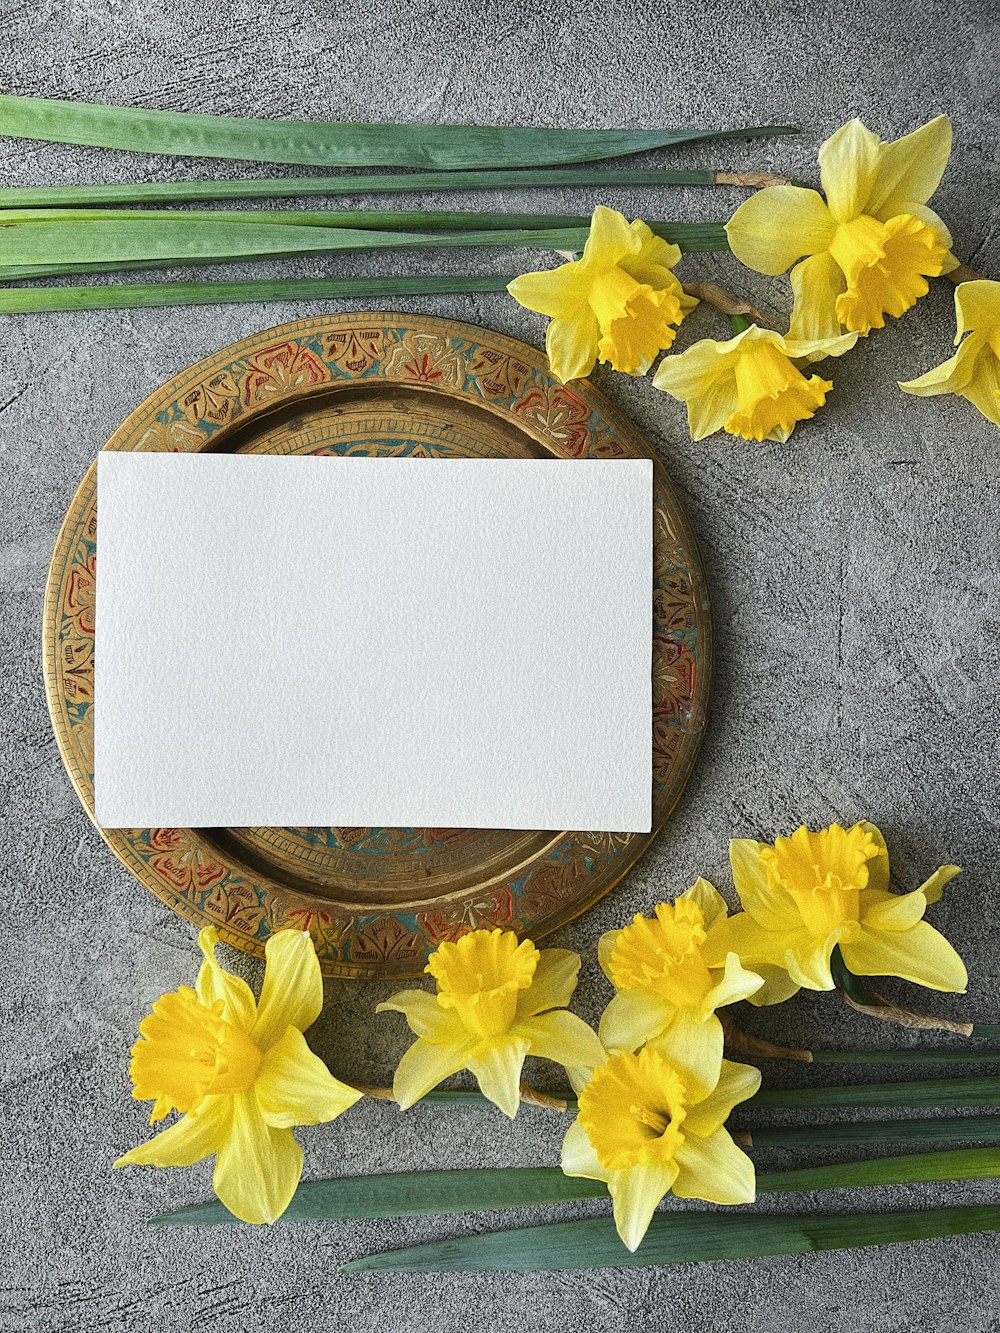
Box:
[562,1049,760,1251]
[507,205,697,382]
[705,822,966,1003]
[652,322,857,442]
[378,928,605,1118]
[900,279,1000,427]
[116,927,361,1224]
[726,116,956,339]
[598,880,762,1096]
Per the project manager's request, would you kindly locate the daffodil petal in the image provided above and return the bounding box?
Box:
[839,922,968,993]
[597,929,620,982]
[956,280,1000,338]
[626,227,683,284]
[684,1058,762,1138]
[255,1026,362,1129]
[582,204,640,267]
[858,821,890,894]
[545,310,599,383]
[817,118,882,222]
[252,930,322,1051]
[195,928,257,1032]
[607,1161,677,1252]
[860,889,928,933]
[788,253,849,342]
[701,952,764,1013]
[114,1095,231,1168]
[726,186,836,275]
[918,864,961,905]
[507,262,588,320]
[560,1117,608,1181]
[745,963,802,1007]
[599,988,673,1053]
[467,1036,531,1118]
[391,1036,472,1110]
[681,877,729,929]
[899,346,975,398]
[956,344,1000,427]
[783,930,839,991]
[652,338,741,441]
[673,1127,755,1205]
[728,838,800,930]
[212,1090,303,1224]
[867,115,952,219]
[516,949,581,1017]
[516,1010,606,1072]
[647,1010,723,1101]
[376,988,462,1040]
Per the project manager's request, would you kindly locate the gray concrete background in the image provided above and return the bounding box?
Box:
[2,1,999,1329]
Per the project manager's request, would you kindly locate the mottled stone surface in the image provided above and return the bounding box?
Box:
[2,1,999,1328]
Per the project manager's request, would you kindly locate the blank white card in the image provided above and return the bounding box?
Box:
[95,453,652,832]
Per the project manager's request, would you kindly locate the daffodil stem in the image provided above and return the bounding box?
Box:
[830,946,973,1036]
[946,262,987,285]
[730,313,752,334]
[683,281,768,326]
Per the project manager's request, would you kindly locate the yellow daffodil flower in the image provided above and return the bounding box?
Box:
[507,205,697,382]
[562,1049,759,1251]
[598,880,762,1096]
[116,928,361,1224]
[900,279,1000,427]
[377,928,605,1118]
[705,822,966,1002]
[652,323,857,442]
[726,116,956,339]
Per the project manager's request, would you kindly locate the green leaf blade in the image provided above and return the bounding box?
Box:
[340,1205,1000,1273]
[0,167,721,209]
[0,96,796,169]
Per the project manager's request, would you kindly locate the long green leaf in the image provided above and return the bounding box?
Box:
[0,217,727,269]
[754,1075,1000,1111]
[340,1205,1000,1273]
[0,167,728,209]
[148,1147,1000,1228]
[747,1115,1000,1147]
[810,1048,1000,1066]
[0,96,795,169]
[0,274,514,313]
[0,219,589,267]
[0,205,710,234]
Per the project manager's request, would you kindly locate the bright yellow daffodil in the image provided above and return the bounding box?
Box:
[562,1049,759,1251]
[652,323,856,442]
[598,880,762,1096]
[900,279,1000,427]
[378,928,605,1118]
[726,116,956,339]
[116,928,361,1224]
[705,822,966,1002]
[507,205,697,382]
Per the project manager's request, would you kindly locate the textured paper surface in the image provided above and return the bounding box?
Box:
[94,453,652,831]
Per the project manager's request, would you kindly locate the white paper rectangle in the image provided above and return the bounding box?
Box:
[94,453,652,832]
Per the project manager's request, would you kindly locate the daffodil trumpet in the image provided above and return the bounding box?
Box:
[378,928,606,1118]
[116,927,362,1224]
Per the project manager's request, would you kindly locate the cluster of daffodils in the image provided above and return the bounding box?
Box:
[118,821,965,1248]
[509,115,1000,437]
[376,820,964,1250]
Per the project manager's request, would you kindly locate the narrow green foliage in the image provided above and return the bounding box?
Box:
[0,95,795,169]
[339,1206,1000,1272]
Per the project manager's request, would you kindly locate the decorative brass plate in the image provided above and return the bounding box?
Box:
[43,313,712,978]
